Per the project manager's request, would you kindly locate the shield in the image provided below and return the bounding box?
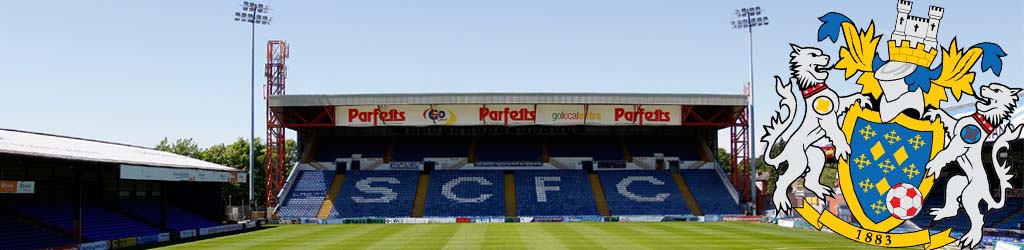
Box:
[839,102,945,232]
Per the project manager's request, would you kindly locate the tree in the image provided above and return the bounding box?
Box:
[742,140,840,194]
[716,148,733,173]
[758,140,787,193]
[154,137,297,208]
[717,140,787,192]
[155,138,201,158]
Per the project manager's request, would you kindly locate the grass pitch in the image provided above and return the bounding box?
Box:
[155,222,895,249]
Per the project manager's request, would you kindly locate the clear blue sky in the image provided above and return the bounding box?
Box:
[1,1,1021,150]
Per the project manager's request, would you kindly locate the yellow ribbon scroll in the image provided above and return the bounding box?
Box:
[795,200,957,249]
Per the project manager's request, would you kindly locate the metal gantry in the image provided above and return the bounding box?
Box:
[265,40,289,209]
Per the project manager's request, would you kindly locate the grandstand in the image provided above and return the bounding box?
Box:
[277,170,336,218]
[263,92,1024,244]
[597,170,692,216]
[906,172,1024,237]
[330,170,419,218]
[424,170,506,217]
[267,93,752,221]
[514,170,598,216]
[0,129,245,249]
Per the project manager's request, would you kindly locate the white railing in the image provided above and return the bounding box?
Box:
[274,162,307,213]
[713,163,741,205]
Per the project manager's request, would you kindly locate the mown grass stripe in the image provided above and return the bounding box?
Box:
[256,225,370,250]
[277,225,365,249]
[366,224,435,249]
[482,223,524,249]
[594,222,687,248]
[154,222,911,250]
[361,224,430,249]
[317,223,409,248]
[330,224,413,249]
[568,222,643,249]
[401,224,460,250]
[717,222,819,247]
[166,225,332,250]
[514,223,567,250]
[541,223,605,250]
[442,223,487,250]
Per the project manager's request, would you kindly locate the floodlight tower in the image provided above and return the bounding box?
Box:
[234,1,271,210]
[265,40,288,209]
[731,6,768,215]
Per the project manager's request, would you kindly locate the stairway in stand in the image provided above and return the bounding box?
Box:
[316,174,345,219]
[672,172,704,216]
[588,173,611,216]
[505,172,517,217]
[410,173,430,217]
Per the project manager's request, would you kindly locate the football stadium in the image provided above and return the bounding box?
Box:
[5,1,1024,250]
[3,86,1023,249]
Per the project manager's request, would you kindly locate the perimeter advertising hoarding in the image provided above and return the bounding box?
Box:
[479,104,536,126]
[587,104,681,126]
[109,237,136,249]
[536,104,594,126]
[426,104,481,126]
[120,165,245,183]
[79,241,109,250]
[198,224,244,236]
[335,104,681,127]
[0,180,34,194]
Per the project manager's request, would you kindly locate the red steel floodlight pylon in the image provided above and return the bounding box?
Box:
[265,40,289,208]
[730,106,752,205]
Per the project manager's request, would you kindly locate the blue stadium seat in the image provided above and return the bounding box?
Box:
[985,197,1022,229]
[117,200,218,231]
[547,137,624,161]
[278,170,335,218]
[391,137,469,162]
[0,214,73,250]
[331,170,420,218]
[10,202,162,242]
[515,170,598,216]
[997,201,1023,229]
[626,137,700,160]
[681,169,742,215]
[424,170,505,217]
[475,138,542,163]
[597,170,690,216]
[906,184,1024,234]
[315,137,389,162]
[907,186,972,235]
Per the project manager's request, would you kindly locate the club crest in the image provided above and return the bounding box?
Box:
[839,104,944,233]
[761,1,1021,249]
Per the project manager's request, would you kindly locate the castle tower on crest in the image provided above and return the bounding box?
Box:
[889,0,943,67]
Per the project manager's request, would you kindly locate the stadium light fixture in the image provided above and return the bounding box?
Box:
[234,1,271,214]
[731,6,768,216]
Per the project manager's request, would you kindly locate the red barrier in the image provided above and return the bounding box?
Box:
[456,218,471,223]
[43,245,79,250]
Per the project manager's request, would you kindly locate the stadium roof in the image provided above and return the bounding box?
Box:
[269,92,748,107]
[0,129,238,172]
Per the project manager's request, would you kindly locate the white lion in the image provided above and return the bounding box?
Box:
[761,44,872,213]
[923,83,1021,248]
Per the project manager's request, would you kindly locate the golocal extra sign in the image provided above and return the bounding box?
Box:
[539,104,680,126]
[538,104,602,126]
[336,104,681,127]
